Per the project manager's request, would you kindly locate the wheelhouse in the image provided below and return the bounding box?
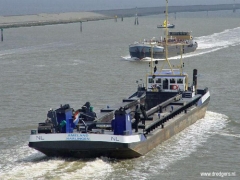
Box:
[167,31,193,40]
[147,69,188,92]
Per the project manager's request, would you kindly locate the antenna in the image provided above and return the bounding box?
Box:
[180,44,183,75]
[159,0,174,73]
[151,42,153,75]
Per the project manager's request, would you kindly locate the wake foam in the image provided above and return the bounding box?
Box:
[121,56,173,62]
[0,111,228,180]
[117,111,228,180]
[123,27,240,61]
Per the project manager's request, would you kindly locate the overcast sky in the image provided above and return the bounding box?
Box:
[0,0,238,7]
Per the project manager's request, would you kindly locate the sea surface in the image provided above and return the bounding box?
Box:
[0,10,240,180]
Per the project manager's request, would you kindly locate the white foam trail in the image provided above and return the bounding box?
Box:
[32,59,86,68]
[0,152,113,180]
[121,56,166,62]
[120,111,228,180]
[0,111,229,180]
[0,143,45,175]
[197,27,240,50]
[181,27,240,58]
[3,159,64,180]
[60,157,113,180]
[34,64,46,67]
[121,56,142,61]
[178,47,223,59]
[217,133,240,138]
[123,27,240,61]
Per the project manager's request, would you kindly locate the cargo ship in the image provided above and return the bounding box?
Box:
[129,5,197,60]
[28,0,210,159]
[129,31,198,60]
[28,65,210,158]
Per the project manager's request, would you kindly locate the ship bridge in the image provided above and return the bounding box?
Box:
[147,69,188,92]
[168,31,193,40]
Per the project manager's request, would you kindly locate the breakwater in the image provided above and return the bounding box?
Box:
[0,4,239,29]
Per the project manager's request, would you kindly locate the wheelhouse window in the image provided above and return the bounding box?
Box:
[177,78,183,84]
[163,79,168,89]
[148,78,154,83]
[156,78,161,83]
[169,32,189,36]
[170,78,175,83]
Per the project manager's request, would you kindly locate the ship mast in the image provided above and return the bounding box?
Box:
[160,0,174,73]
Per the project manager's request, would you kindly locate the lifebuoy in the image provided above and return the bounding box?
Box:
[171,85,178,90]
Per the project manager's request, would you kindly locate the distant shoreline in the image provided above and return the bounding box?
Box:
[1,4,240,17]
[0,4,239,30]
[93,4,240,17]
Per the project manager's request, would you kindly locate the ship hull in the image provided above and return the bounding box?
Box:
[134,98,209,156]
[29,141,142,159]
[129,43,198,59]
[157,24,175,28]
[29,96,209,159]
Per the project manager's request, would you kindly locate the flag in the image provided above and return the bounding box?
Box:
[73,111,80,125]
